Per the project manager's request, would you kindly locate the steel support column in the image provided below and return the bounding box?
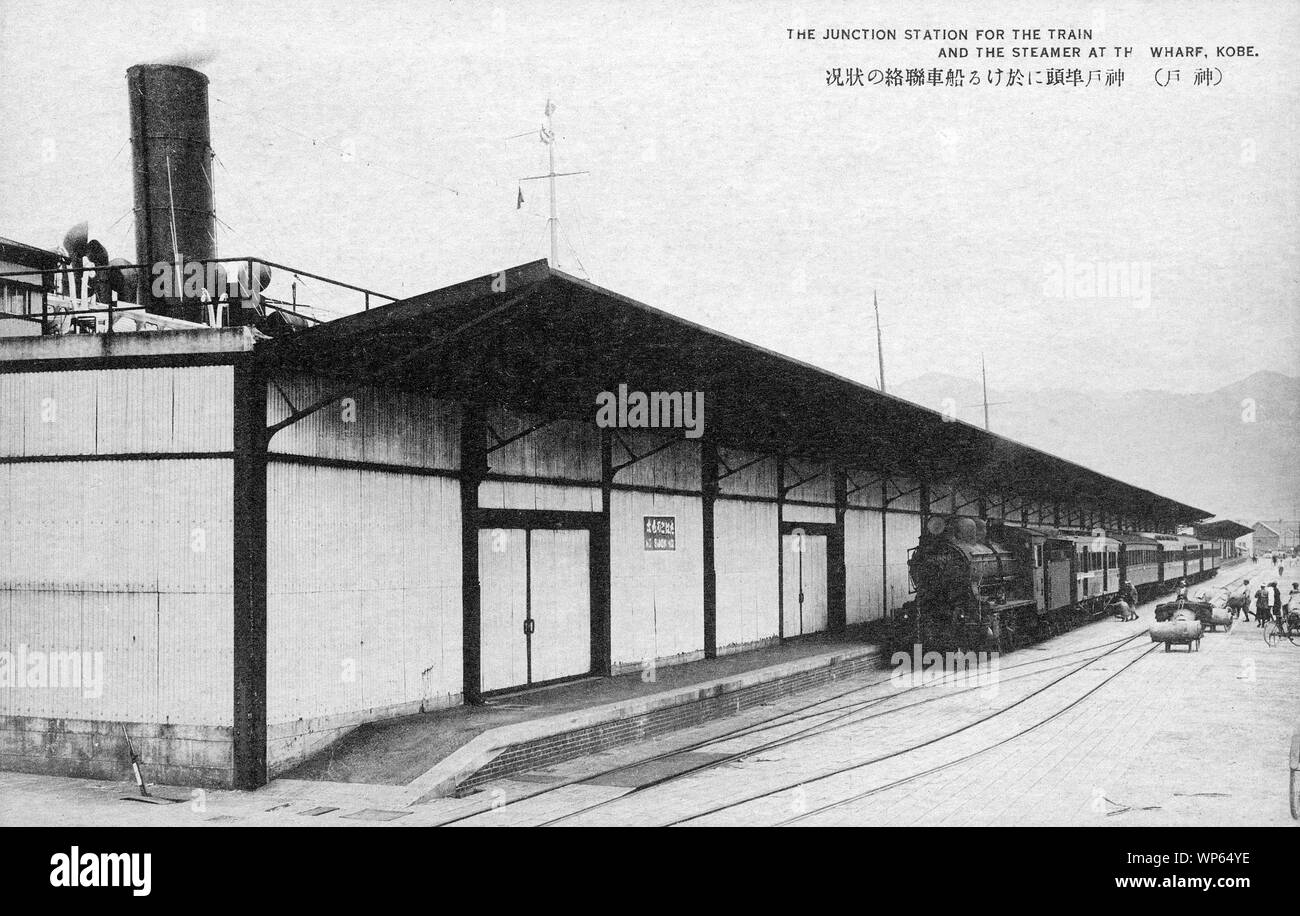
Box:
[232,358,268,789]
[701,437,718,657]
[460,405,486,704]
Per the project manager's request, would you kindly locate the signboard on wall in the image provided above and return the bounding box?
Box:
[643,516,676,551]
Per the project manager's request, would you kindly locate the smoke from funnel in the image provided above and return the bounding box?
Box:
[148,48,220,69]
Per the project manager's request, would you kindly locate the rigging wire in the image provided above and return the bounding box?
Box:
[211,94,552,223]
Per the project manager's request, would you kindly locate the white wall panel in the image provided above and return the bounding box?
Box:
[885,513,922,613]
[266,463,462,725]
[0,459,232,593]
[782,503,835,524]
[0,459,233,726]
[609,490,703,668]
[714,499,779,651]
[478,480,601,512]
[0,366,233,457]
[846,508,885,624]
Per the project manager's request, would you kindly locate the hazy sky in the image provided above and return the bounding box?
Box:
[2,0,1296,395]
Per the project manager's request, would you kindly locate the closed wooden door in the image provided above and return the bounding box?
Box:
[478,528,529,692]
[478,526,592,692]
[782,530,828,637]
[528,529,592,684]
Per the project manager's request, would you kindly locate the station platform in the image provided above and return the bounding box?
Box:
[275,628,882,799]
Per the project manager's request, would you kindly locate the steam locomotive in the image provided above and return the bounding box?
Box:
[891,515,1225,652]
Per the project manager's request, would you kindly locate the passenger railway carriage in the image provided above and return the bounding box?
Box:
[894,516,1223,652]
[1115,532,1161,595]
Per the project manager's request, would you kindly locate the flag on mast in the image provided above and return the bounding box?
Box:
[544,98,556,117]
[517,186,524,209]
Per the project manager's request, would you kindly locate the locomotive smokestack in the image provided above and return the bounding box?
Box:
[128,64,216,322]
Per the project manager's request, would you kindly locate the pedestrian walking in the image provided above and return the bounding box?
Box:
[1255,586,1270,627]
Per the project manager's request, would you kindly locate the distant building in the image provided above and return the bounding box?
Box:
[1252,522,1280,553]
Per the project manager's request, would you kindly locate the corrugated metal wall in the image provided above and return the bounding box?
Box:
[0,366,234,727]
[267,371,459,469]
[890,478,922,513]
[885,512,921,612]
[953,485,983,517]
[845,507,884,623]
[265,463,462,724]
[928,483,955,515]
[609,490,703,669]
[717,448,777,499]
[0,366,233,456]
[782,457,834,504]
[714,499,779,652]
[783,504,836,524]
[484,408,600,481]
[478,481,601,512]
[612,429,700,491]
[844,504,922,623]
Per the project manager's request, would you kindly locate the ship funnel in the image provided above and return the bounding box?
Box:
[127,63,216,322]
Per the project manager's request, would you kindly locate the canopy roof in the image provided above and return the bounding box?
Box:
[1194,520,1253,540]
[258,261,1213,523]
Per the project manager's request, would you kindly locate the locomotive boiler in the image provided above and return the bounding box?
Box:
[892,513,1225,653]
[891,516,1044,653]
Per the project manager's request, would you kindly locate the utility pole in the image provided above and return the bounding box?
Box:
[981,352,990,431]
[874,290,886,393]
[547,124,558,266]
[517,99,588,270]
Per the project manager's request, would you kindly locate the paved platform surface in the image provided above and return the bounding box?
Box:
[280,626,879,786]
[3,563,1296,827]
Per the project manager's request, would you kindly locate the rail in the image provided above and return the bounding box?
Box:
[0,256,399,336]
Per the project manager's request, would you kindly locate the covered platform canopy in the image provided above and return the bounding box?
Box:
[1194,520,1253,540]
[257,260,1213,525]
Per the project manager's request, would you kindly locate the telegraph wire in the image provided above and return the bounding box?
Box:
[211,94,553,223]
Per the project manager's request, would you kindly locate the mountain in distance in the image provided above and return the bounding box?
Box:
[889,370,1300,523]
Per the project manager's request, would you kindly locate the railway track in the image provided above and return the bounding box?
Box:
[438,570,1250,826]
[547,632,1154,826]
[432,625,1153,827]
